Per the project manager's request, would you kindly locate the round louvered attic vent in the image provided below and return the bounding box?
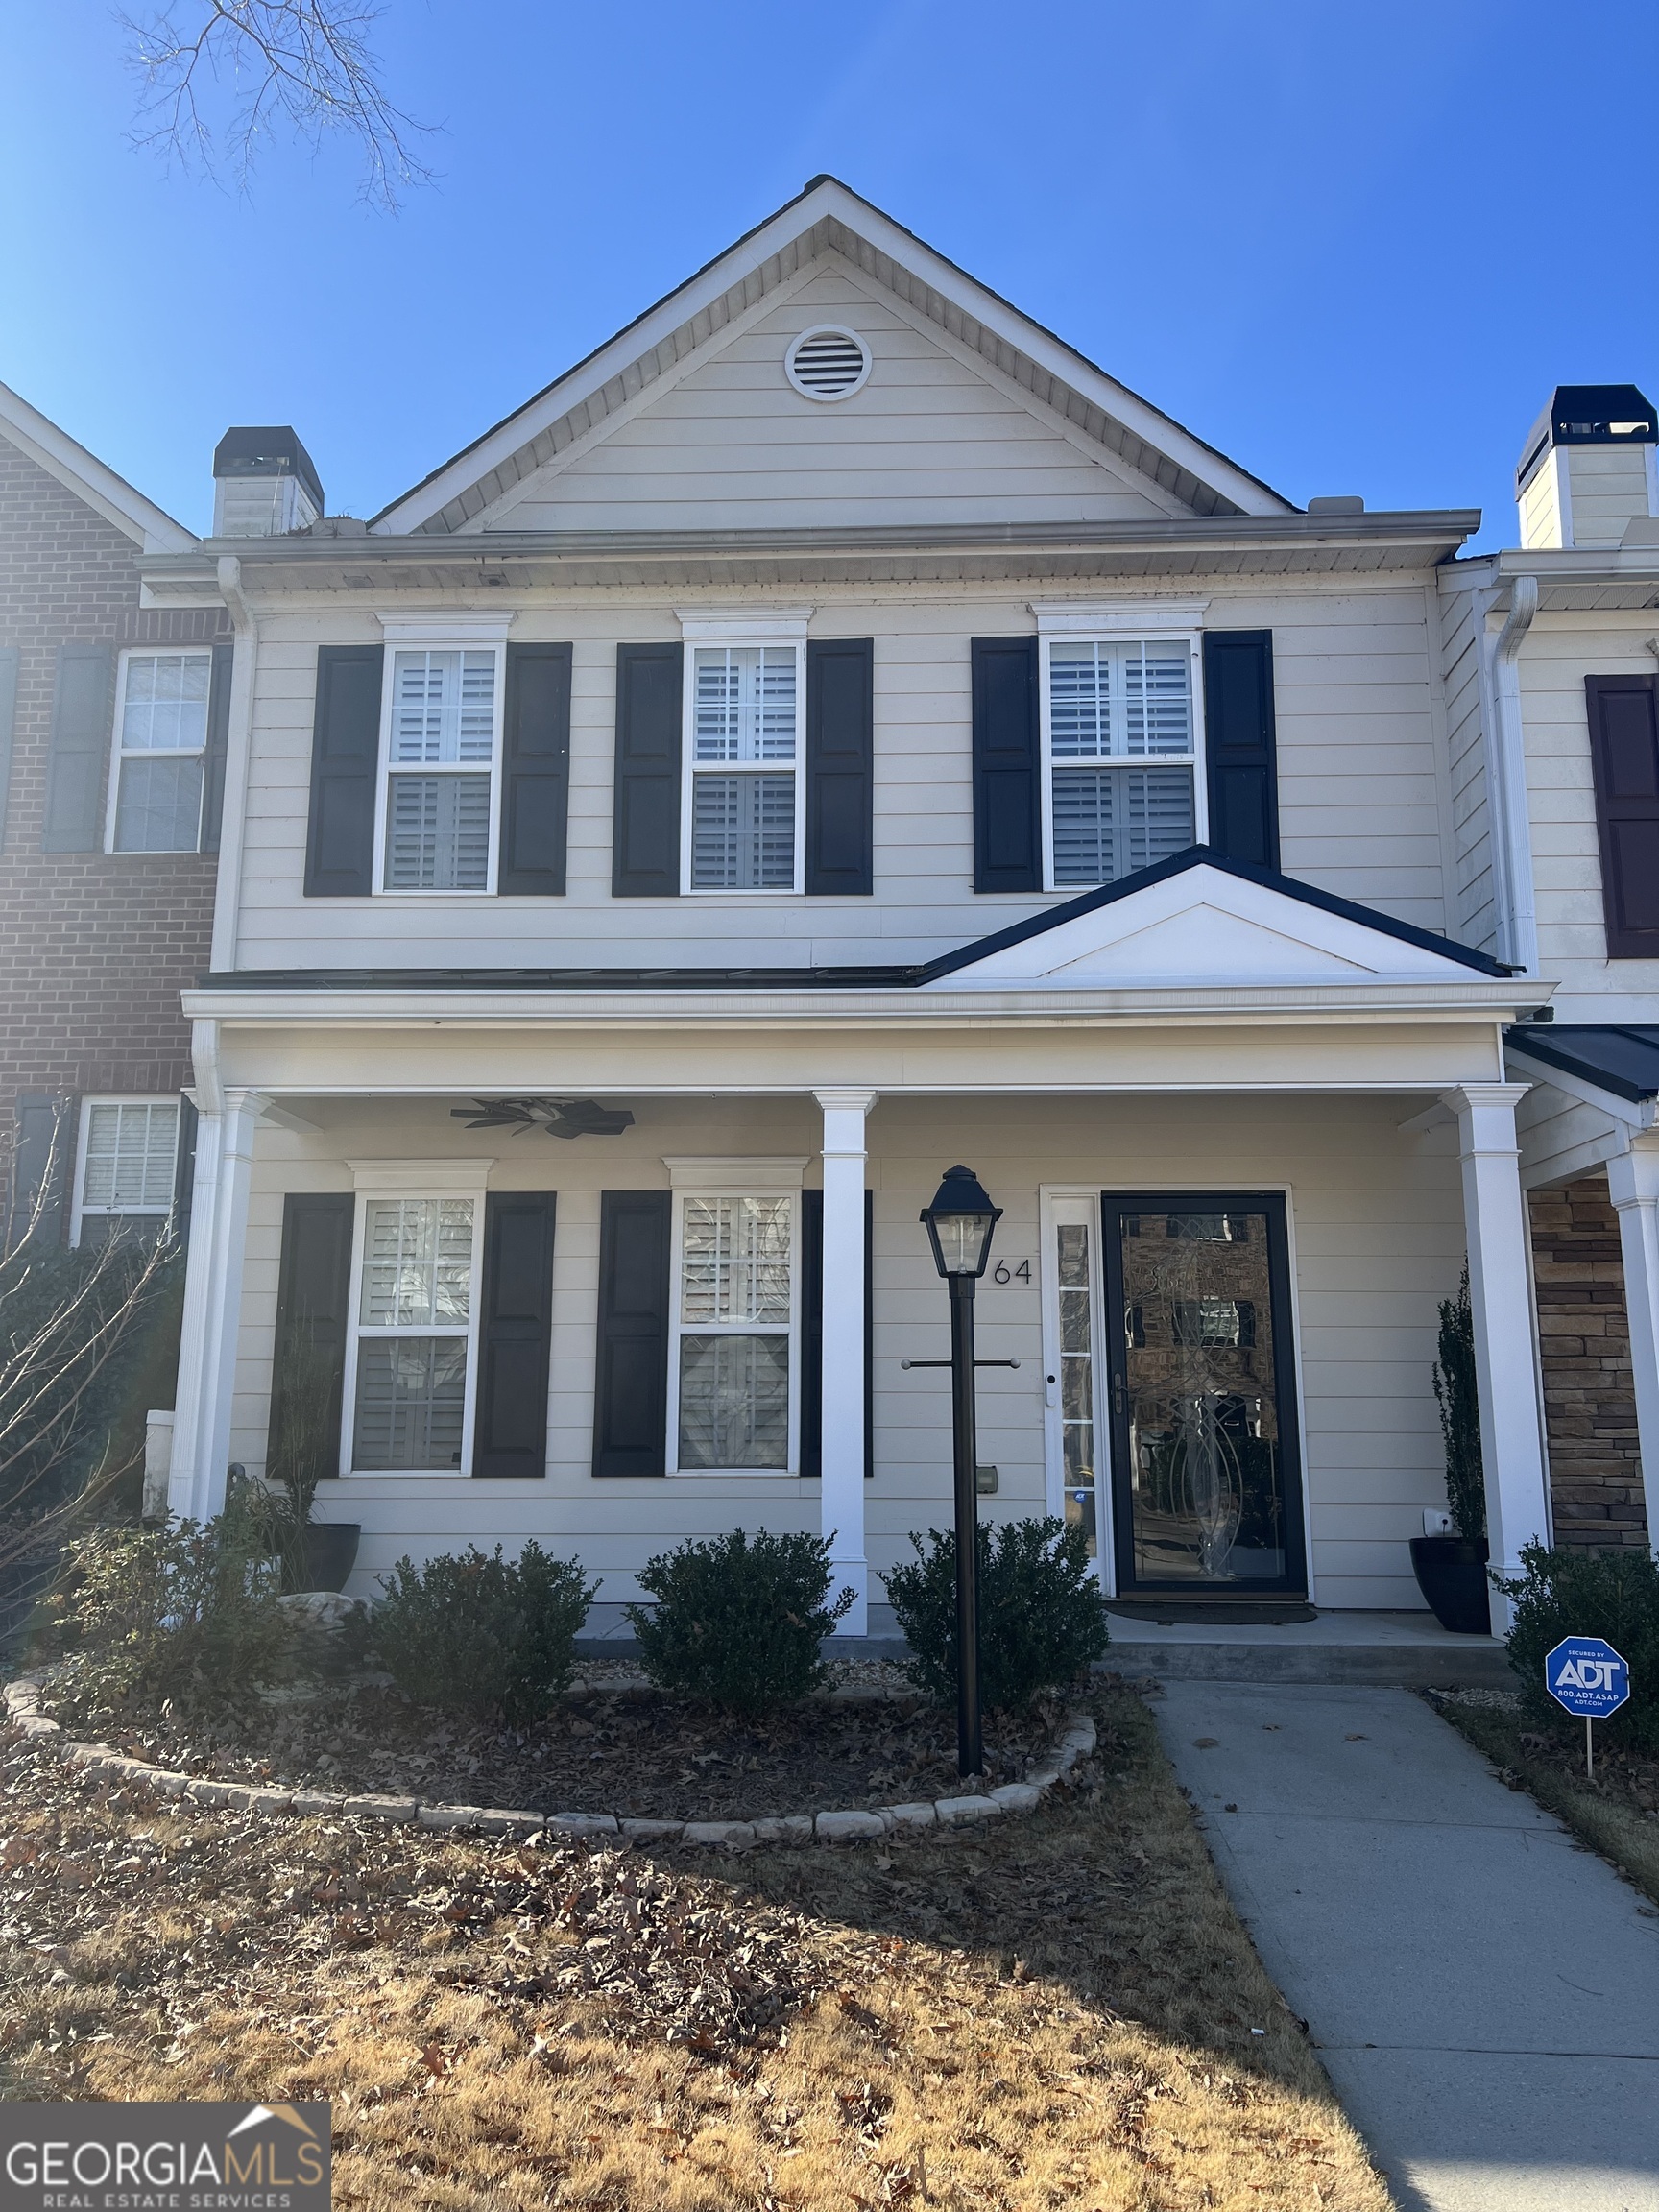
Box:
[785,325,871,402]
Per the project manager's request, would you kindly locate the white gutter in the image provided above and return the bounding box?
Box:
[1476,574,1540,973]
[210,558,257,973]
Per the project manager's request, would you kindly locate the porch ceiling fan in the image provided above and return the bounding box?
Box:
[450,1097,636,1140]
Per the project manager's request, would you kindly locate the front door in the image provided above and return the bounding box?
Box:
[1101,1192,1306,1597]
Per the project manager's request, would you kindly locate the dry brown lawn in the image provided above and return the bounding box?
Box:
[2,1683,1389,2211]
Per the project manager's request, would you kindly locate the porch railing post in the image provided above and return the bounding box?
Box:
[816,1087,878,1636]
[1606,1136,1659,1559]
[1442,1082,1551,1629]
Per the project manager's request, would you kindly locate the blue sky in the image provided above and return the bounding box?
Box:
[3,0,1655,546]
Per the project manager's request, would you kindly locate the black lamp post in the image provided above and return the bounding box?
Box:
[920,1165,1002,1779]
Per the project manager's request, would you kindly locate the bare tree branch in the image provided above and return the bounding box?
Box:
[120,0,437,210]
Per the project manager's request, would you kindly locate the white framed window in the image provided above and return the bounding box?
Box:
[373,625,508,894]
[664,1162,804,1474]
[71,1096,180,1244]
[106,650,212,853]
[682,637,805,893]
[340,1164,490,1475]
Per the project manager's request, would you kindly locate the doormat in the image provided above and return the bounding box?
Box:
[1105,1600,1319,1626]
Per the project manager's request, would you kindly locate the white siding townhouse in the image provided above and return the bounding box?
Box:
[140,178,1575,1637]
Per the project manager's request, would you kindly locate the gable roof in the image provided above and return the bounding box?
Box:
[197,849,1510,994]
[0,380,196,553]
[1505,1023,1659,1104]
[372,177,1296,536]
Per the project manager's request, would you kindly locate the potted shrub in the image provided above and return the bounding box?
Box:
[1410,1270,1491,1632]
[265,1318,359,1592]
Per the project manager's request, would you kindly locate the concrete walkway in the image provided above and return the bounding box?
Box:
[1153,1681,1659,2212]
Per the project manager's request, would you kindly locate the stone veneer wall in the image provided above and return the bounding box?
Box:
[1528,1172,1647,1549]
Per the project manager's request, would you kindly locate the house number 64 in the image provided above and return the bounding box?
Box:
[991,1260,1033,1285]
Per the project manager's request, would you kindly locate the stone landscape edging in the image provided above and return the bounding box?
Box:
[1,1675,1096,1848]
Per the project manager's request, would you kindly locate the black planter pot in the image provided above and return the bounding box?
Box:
[1409,1534,1491,1633]
[291,1523,361,1594]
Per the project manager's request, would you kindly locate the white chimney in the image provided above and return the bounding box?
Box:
[212,425,324,538]
[1515,384,1658,550]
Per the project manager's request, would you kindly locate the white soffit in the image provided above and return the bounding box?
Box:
[933,866,1493,991]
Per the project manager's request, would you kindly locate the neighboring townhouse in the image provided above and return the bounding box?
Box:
[0,381,228,1253]
[1441,384,1659,1557]
[144,179,1556,1635]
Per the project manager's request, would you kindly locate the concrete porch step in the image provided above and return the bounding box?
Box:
[1106,1610,1512,1689]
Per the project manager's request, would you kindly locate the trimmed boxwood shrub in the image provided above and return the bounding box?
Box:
[1502,1540,1659,1748]
[363,1542,596,1724]
[625,1528,854,1714]
[884,1515,1111,1713]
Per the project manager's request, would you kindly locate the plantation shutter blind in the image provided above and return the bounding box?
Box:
[798,1189,875,1479]
[591,1190,672,1476]
[613,642,683,896]
[199,638,234,854]
[971,636,1041,892]
[473,1192,557,1477]
[1586,674,1659,958]
[805,637,875,894]
[267,1192,354,1486]
[498,643,571,895]
[1201,631,1280,871]
[303,643,383,896]
[42,642,114,853]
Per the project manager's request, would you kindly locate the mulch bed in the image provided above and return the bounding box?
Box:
[65,1682,1065,1822]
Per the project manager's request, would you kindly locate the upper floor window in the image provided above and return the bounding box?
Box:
[71,1096,180,1244]
[378,645,503,893]
[684,641,805,892]
[1043,637,1201,888]
[107,651,212,852]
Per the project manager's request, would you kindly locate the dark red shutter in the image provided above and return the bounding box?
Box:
[1586,675,1659,958]
[303,644,382,896]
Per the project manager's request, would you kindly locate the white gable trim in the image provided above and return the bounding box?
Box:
[929,863,1507,993]
[0,381,196,553]
[373,180,1292,536]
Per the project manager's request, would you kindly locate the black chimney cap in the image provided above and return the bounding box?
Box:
[1516,384,1657,495]
[212,426,324,513]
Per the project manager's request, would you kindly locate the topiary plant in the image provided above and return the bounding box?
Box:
[363,1542,596,1724]
[1433,1266,1486,1542]
[1500,1540,1659,1748]
[883,1515,1110,1713]
[624,1528,854,1714]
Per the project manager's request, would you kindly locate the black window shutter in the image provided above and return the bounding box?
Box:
[42,643,114,853]
[1587,674,1659,958]
[1202,631,1280,870]
[8,1093,71,1249]
[799,1189,875,1479]
[473,1191,557,1476]
[613,642,682,897]
[805,638,874,895]
[972,636,1040,892]
[172,1095,199,1239]
[303,643,383,896]
[267,1192,354,1487]
[0,645,19,852]
[592,1190,671,1476]
[499,644,571,896]
[198,638,234,854]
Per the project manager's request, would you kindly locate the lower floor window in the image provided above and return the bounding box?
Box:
[674,1192,796,1470]
[1051,765,1195,886]
[350,1195,476,1471]
[73,1097,180,1242]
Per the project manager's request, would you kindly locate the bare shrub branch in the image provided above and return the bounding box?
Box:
[120,0,436,210]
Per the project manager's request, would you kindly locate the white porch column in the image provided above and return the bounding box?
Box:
[1606,1136,1659,1556]
[167,1086,266,1523]
[816,1088,877,1637]
[1443,1083,1552,1629]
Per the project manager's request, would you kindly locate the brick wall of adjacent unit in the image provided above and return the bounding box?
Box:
[1529,1172,1648,1549]
[0,434,224,1192]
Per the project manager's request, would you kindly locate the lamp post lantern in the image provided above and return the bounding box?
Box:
[920,1165,1002,1778]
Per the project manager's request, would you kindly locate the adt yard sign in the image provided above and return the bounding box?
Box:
[1546,1637,1630,1719]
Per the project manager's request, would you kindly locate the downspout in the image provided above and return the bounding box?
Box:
[1480,573,1540,973]
[211,556,257,973]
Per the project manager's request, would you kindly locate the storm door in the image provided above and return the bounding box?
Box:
[1100,1193,1306,1596]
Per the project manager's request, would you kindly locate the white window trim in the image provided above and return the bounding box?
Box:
[372,618,513,898]
[103,646,214,855]
[678,630,808,897]
[663,1158,806,1477]
[70,1094,180,1247]
[1038,1188,1113,1593]
[338,1158,493,1479]
[1034,612,1210,894]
